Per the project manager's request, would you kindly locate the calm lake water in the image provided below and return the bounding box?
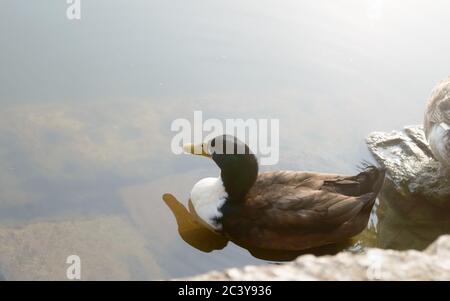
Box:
[1,1,450,280]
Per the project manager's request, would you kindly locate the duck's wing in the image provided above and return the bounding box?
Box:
[244,167,385,230]
[425,78,450,137]
[248,188,375,230]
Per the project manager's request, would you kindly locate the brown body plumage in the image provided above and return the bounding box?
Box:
[219,168,385,251]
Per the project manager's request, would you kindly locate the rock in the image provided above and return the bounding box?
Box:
[366,125,450,205]
[367,126,450,195]
[367,126,432,184]
[183,235,450,280]
[366,125,450,250]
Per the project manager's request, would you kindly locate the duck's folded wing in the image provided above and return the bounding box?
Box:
[254,190,376,230]
[255,171,342,187]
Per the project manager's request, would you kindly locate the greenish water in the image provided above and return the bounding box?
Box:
[0,0,449,280]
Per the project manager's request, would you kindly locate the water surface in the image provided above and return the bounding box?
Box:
[1,0,450,280]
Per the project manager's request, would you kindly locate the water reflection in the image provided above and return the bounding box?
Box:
[162,193,228,252]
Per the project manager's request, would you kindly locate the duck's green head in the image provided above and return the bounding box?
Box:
[183,135,259,202]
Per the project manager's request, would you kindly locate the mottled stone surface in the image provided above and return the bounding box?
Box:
[184,235,450,280]
[366,125,450,219]
[366,125,450,203]
[366,125,450,250]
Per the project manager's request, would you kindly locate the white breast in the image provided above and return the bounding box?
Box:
[428,123,450,168]
[190,177,228,231]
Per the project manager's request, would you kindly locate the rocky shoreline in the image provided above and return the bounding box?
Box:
[183,235,450,280]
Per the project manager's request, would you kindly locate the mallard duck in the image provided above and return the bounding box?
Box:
[424,77,450,173]
[162,193,350,260]
[183,135,385,251]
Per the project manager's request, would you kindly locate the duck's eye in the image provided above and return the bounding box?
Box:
[205,141,215,155]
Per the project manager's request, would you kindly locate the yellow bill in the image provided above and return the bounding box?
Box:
[182,143,211,158]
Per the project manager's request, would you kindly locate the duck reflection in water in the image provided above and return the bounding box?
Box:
[162,193,354,261]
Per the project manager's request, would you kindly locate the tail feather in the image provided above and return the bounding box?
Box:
[322,165,386,197]
[356,165,386,195]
